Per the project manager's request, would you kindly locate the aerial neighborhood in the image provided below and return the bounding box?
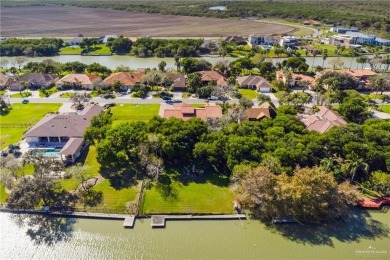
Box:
[0,1,390,258]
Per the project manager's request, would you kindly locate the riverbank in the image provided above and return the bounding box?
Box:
[0,208,245,229]
[1,209,389,259]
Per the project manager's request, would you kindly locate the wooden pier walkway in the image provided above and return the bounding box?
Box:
[151,214,246,228]
[123,215,136,228]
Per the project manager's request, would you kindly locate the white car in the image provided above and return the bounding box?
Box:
[209,96,219,100]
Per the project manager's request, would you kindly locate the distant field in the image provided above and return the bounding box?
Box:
[0,103,61,149]
[0,6,296,37]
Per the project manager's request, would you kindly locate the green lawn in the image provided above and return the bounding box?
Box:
[23,164,35,175]
[238,89,258,99]
[378,104,390,113]
[141,174,234,214]
[110,104,160,126]
[0,103,61,149]
[59,92,74,98]
[10,91,32,98]
[0,183,8,203]
[91,179,140,212]
[87,44,112,55]
[39,86,58,97]
[59,46,82,55]
[0,90,7,95]
[60,146,101,191]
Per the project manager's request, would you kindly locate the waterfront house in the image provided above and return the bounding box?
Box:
[165,72,186,91]
[298,106,347,134]
[245,102,277,121]
[279,36,300,48]
[276,71,316,89]
[248,35,275,47]
[224,36,247,45]
[24,105,103,163]
[103,72,144,90]
[321,69,377,89]
[330,27,359,34]
[98,35,118,45]
[19,73,59,89]
[56,74,102,90]
[66,37,83,46]
[236,75,272,92]
[197,70,228,86]
[159,103,222,121]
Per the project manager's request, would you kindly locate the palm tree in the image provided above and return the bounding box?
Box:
[312,51,317,69]
[341,158,369,182]
[174,55,181,72]
[356,56,369,69]
[348,47,358,69]
[322,49,328,68]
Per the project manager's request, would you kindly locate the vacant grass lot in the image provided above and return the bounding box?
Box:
[110,104,160,126]
[91,179,140,212]
[0,103,61,149]
[141,174,234,214]
[239,89,258,99]
[59,46,82,55]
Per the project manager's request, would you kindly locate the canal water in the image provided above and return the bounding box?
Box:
[1,210,389,259]
[3,55,374,70]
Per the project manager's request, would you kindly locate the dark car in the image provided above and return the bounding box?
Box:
[162,96,171,100]
[104,103,116,108]
[165,100,174,105]
[22,99,29,104]
[173,100,182,103]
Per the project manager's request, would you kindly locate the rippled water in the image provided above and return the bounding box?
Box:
[1,211,389,259]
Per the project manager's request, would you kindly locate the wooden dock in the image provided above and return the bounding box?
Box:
[151,214,246,227]
[123,215,136,228]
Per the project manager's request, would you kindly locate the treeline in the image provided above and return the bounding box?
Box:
[3,0,389,38]
[0,38,64,56]
[132,38,204,57]
[86,107,390,187]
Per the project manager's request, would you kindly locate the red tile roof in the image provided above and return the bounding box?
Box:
[103,72,143,86]
[198,71,228,86]
[161,103,222,121]
[298,106,347,134]
[246,102,277,120]
[57,74,101,85]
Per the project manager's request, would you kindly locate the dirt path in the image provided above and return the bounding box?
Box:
[1,6,296,37]
[77,175,104,192]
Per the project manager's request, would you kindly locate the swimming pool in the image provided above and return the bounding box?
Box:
[30,148,62,157]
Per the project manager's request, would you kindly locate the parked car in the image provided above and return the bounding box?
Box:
[22,99,29,104]
[165,100,174,105]
[104,103,116,108]
[162,96,171,100]
[173,100,182,103]
[209,96,219,100]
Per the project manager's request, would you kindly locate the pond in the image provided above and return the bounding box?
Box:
[1,210,389,259]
